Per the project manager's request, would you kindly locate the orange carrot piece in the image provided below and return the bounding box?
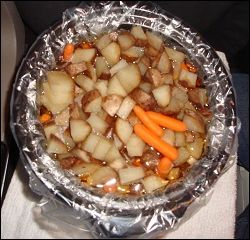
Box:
[146,111,187,132]
[132,158,142,167]
[181,61,197,73]
[39,113,51,123]
[157,157,173,176]
[133,105,163,137]
[181,62,189,71]
[134,124,178,161]
[81,42,92,49]
[63,43,74,61]
[185,62,197,73]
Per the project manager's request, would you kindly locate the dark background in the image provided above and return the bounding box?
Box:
[14,1,249,73]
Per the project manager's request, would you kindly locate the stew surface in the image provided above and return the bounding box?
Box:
[39,26,212,195]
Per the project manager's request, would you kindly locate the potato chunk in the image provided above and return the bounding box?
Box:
[130,88,157,111]
[70,119,91,142]
[118,167,145,185]
[82,90,102,113]
[116,64,141,93]
[152,85,171,107]
[102,95,123,116]
[101,42,121,66]
[145,68,163,87]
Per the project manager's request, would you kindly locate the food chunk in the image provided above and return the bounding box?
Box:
[115,118,133,144]
[157,51,171,74]
[82,133,101,153]
[81,89,102,113]
[116,63,141,93]
[117,32,135,50]
[144,68,163,87]
[131,26,147,46]
[70,119,91,142]
[41,27,210,196]
[117,96,136,120]
[188,88,208,107]
[95,34,112,51]
[101,42,121,66]
[179,69,197,88]
[130,88,157,111]
[142,176,168,193]
[41,71,74,114]
[86,113,109,134]
[107,76,127,97]
[71,48,96,63]
[95,56,110,79]
[92,138,112,161]
[47,134,68,154]
[75,74,94,92]
[118,167,145,185]
[152,85,171,107]
[65,62,87,77]
[146,31,163,50]
[102,95,123,116]
[126,133,145,157]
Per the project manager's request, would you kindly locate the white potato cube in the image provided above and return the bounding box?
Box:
[70,119,91,143]
[86,113,109,134]
[161,129,175,146]
[142,175,168,193]
[126,133,145,157]
[115,118,133,144]
[117,96,136,120]
[92,138,113,161]
[152,85,171,107]
[104,144,122,162]
[118,167,145,185]
[82,133,101,153]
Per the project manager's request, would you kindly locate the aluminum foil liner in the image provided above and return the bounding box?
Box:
[10,1,240,239]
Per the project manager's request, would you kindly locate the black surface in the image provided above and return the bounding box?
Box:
[14,1,249,73]
[1,130,19,207]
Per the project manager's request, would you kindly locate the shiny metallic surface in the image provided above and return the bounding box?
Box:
[10,1,239,238]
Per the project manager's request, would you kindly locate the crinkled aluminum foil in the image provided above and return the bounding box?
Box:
[10,1,240,239]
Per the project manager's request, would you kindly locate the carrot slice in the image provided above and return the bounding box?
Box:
[181,62,189,71]
[81,42,92,49]
[146,111,187,132]
[39,113,51,123]
[134,124,178,161]
[132,158,142,167]
[185,62,197,73]
[133,105,163,137]
[157,157,173,176]
[63,43,74,61]
[181,61,197,73]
